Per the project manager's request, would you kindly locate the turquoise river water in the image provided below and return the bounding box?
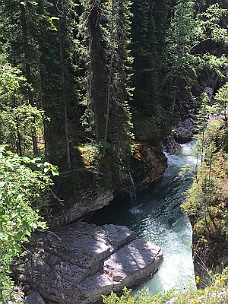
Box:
[92,142,197,296]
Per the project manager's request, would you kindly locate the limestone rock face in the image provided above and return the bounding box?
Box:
[104,239,163,289]
[132,143,167,188]
[25,222,163,304]
[50,190,114,228]
[49,145,168,228]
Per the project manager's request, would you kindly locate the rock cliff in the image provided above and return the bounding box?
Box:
[50,144,167,228]
[24,222,163,304]
[131,143,167,188]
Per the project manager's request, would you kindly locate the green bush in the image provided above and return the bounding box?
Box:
[0,146,58,303]
[103,268,228,304]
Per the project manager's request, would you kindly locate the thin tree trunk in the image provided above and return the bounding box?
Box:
[103,2,115,156]
[16,122,22,156]
[59,21,71,170]
[20,3,38,156]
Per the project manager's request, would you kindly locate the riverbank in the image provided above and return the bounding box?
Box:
[181,115,228,288]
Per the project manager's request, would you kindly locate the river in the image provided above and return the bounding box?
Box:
[91,141,197,296]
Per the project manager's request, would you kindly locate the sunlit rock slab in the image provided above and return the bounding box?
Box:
[104,239,163,289]
[36,222,136,271]
[25,222,162,304]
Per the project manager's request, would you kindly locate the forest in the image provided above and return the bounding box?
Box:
[0,0,227,303]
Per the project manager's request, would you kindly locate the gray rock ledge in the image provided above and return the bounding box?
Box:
[25,222,163,304]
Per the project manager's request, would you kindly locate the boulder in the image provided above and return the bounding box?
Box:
[166,137,181,154]
[178,118,196,134]
[104,239,163,289]
[25,222,163,304]
[172,118,197,144]
[172,127,193,144]
[25,291,46,304]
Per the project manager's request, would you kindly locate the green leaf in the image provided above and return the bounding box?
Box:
[50,165,59,176]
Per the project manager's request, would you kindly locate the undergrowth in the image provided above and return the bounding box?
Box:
[102,268,228,303]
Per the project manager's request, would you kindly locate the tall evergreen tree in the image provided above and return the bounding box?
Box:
[106,0,133,162]
[165,0,199,102]
[82,0,107,143]
[130,0,170,142]
[0,0,83,169]
[131,0,170,111]
[80,0,133,167]
[131,0,158,114]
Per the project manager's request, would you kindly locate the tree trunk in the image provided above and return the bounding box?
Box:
[19,3,38,156]
[59,20,71,171]
[88,1,107,142]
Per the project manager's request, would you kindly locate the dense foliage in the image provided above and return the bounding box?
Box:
[181,83,228,287]
[0,0,226,172]
[0,147,58,303]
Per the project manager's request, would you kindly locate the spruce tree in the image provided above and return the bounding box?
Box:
[131,0,159,114]
[79,0,134,169]
[106,0,133,163]
[130,0,170,142]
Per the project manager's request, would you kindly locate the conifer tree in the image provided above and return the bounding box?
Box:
[131,0,159,115]
[130,0,170,142]
[107,0,133,162]
[80,0,133,167]
[82,0,107,143]
[165,0,227,104]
